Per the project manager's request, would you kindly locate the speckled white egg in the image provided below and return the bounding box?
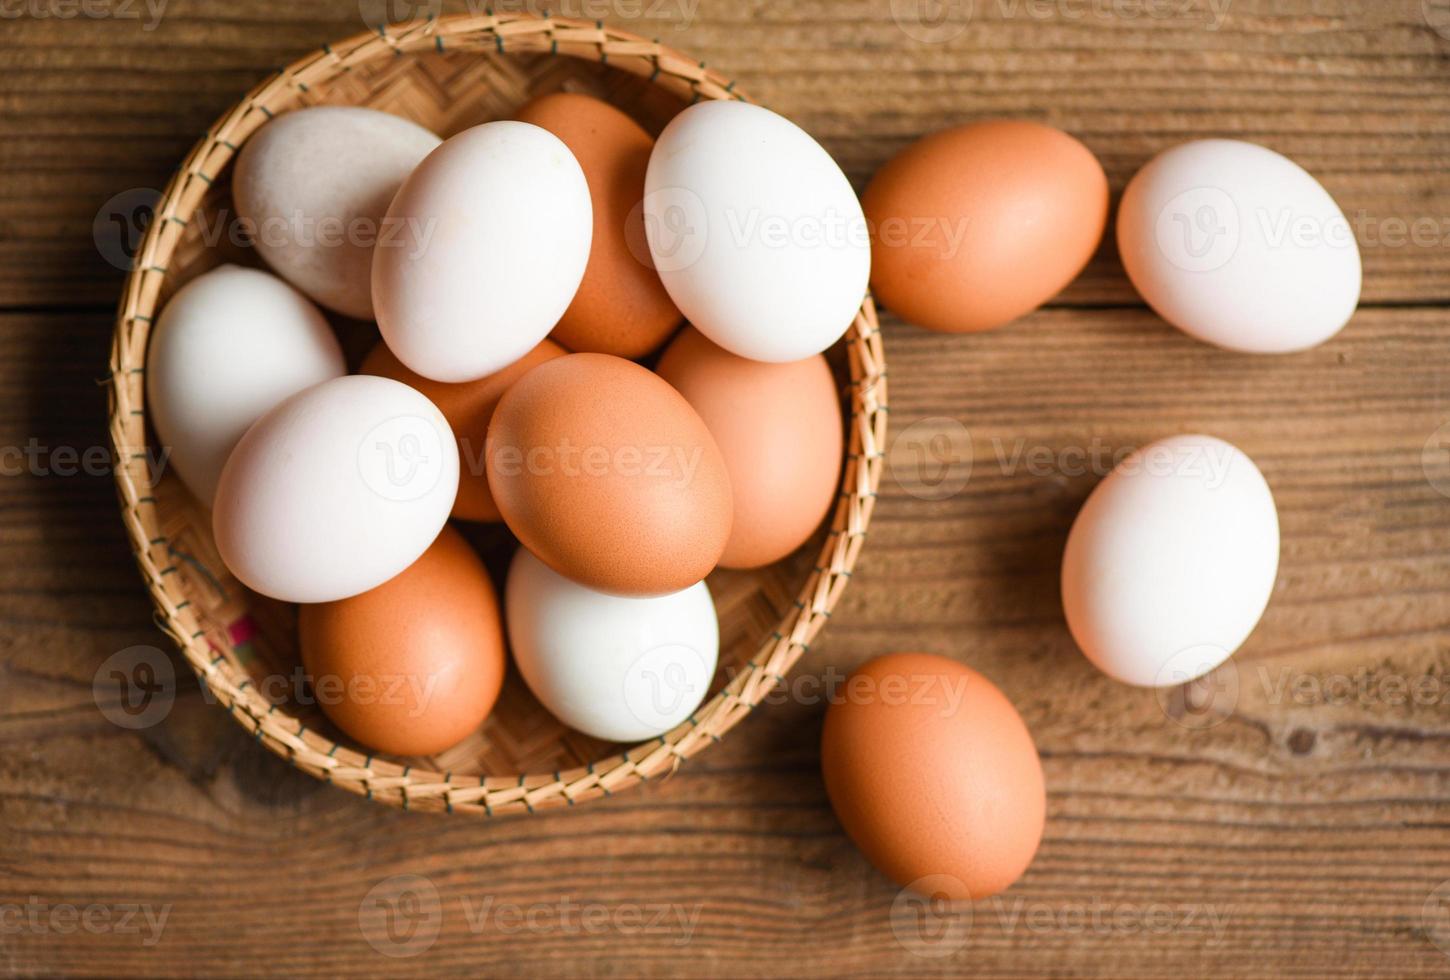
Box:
[146,264,346,507]
[644,101,869,362]
[212,374,459,603]
[233,106,441,320]
[504,548,719,742]
[1117,139,1361,354]
[372,121,592,382]
[1061,434,1279,687]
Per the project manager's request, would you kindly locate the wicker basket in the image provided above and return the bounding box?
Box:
[106,11,887,815]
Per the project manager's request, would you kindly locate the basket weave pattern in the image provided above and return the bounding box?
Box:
[107,11,887,815]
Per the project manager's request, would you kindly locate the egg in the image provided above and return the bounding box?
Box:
[513,92,681,359]
[821,653,1045,901]
[1061,434,1279,687]
[299,525,505,757]
[655,327,841,568]
[644,101,870,362]
[1117,139,1361,353]
[485,353,732,596]
[505,547,718,742]
[360,338,566,522]
[146,264,346,506]
[213,374,459,603]
[862,120,1108,334]
[232,107,441,320]
[372,121,592,382]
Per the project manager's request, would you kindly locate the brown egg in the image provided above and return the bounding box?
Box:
[361,338,566,522]
[655,327,841,569]
[486,352,732,596]
[821,653,1045,901]
[299,525,505,757]
[862,120,1108,334]
[514,92,681,359]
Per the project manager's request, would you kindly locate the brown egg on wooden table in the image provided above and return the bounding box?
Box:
[862,120,1108,334]
[655,326,842,569]
[485,352,732,596]
[360,338,566,522]
[821,652,1045,901]
[514,92,681,359]
[298,525,506,757]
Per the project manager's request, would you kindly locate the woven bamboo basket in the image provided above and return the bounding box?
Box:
[106,11,887,815]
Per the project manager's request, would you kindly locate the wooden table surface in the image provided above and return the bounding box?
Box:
[5,0,1450,976]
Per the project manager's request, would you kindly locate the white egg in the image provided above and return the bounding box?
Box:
[644,101,869,363]
[146,264,346,506]
[212,375,459,603]
[1060,434,1279,687]
[505,548,719,742]
[372,121,592,382]
[1117,139,1361,353]
[233,106,441,320]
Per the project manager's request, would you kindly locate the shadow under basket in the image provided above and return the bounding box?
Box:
[106,11,888,816]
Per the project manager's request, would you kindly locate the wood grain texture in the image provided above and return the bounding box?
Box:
[4,0,1450,976]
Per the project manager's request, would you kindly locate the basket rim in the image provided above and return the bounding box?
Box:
[106,9,888,816]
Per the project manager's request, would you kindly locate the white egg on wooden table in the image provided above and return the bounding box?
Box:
[232,106,442,320]
[643,101,870,362]
[145,264,346,507]
[372,120,593,382]
[1060,434,1280,687]
[1116,139,1362,354]
[212,374,459,603]
[504,547,719,743]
